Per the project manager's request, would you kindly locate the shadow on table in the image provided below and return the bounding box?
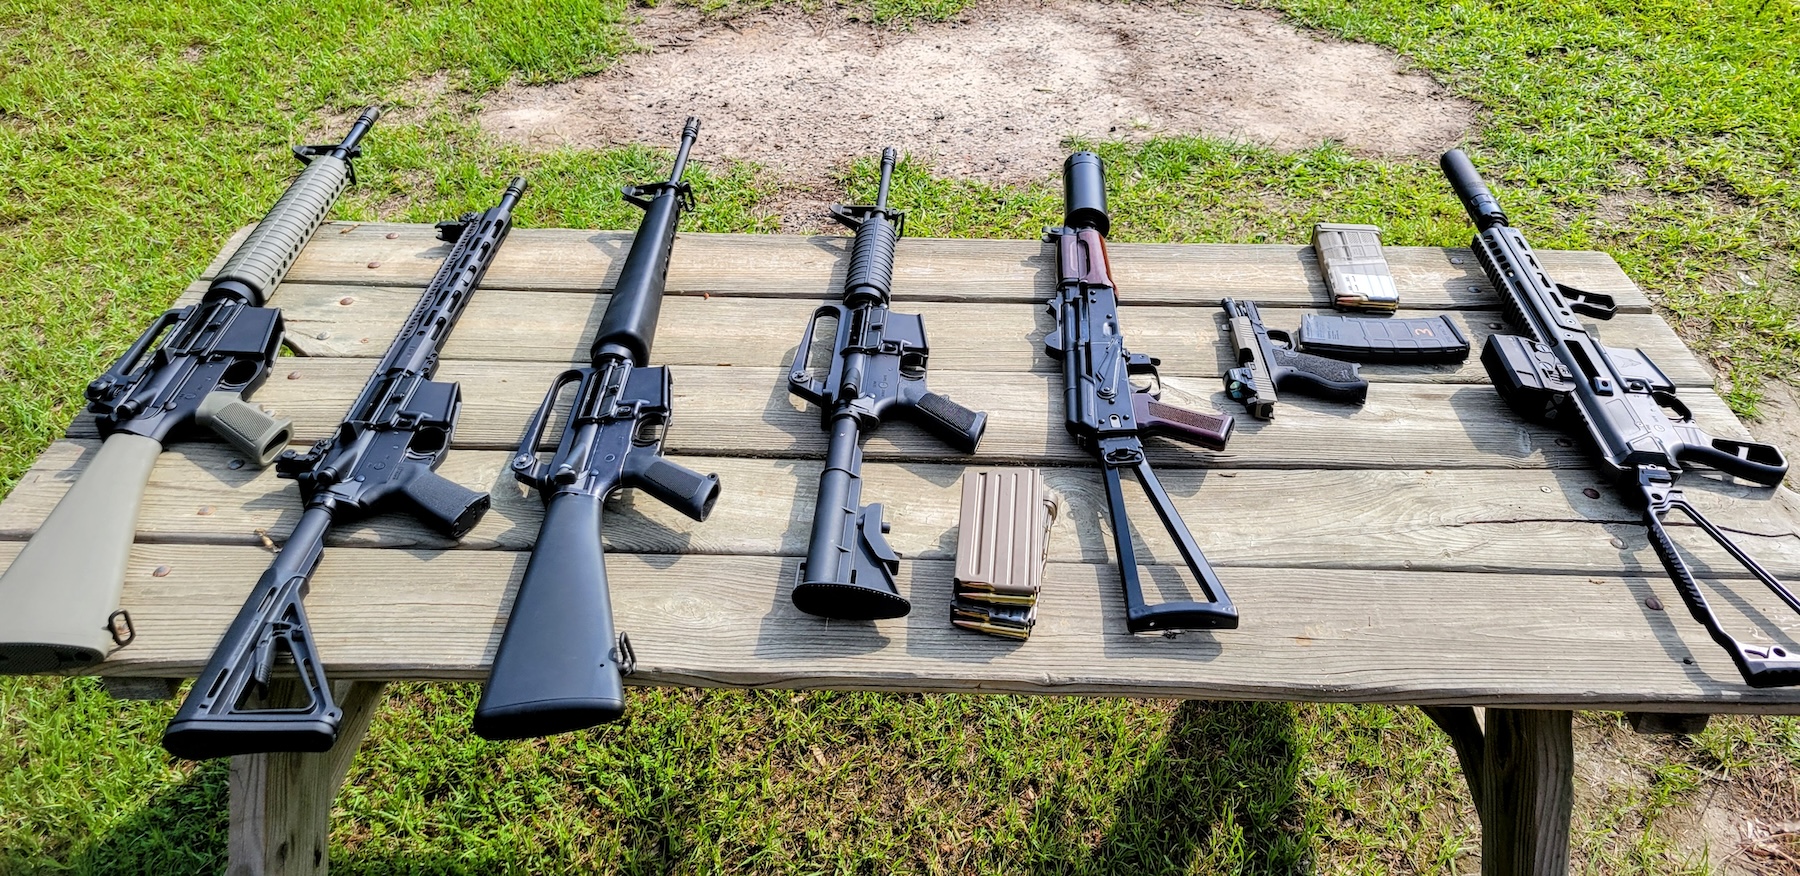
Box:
[64,759,231,875]
[1030,700,1310,875]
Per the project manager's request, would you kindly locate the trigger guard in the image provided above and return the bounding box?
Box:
[1651,390,1694,422]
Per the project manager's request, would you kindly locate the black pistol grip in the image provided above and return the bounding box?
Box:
[1132,392,1233,450]
[396,466,491,538]
[1271,348,1368,405]
[623,451,721,522]
[1676,435,1789,487]
[475,492,626,739]
[908,389,987,453]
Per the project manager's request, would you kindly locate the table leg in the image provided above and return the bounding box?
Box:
[227,681,387,876]
[1422,706,1573,876]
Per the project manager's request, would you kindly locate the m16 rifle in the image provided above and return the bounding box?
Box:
[474,120,719,741]
[1442,149,1798,688]
[162,178,525,758]
[786,148,989,620]
[0,108,380,676]
[1046,152,1238,633]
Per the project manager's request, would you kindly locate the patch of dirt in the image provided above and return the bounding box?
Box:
[479,0,1475,214]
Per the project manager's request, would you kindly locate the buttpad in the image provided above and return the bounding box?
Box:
[793,503,907,620]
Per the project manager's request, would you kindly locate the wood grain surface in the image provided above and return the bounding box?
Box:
[7,226,1797,712]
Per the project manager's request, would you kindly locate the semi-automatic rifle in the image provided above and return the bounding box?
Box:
[163,178,525,758]
[1046,152,1238,633]
[786,148,988,620]
[0,108,380,676]
[1443,149,1799,687]
[474,120,718,740]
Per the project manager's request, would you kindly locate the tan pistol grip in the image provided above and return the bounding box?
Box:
[197,391,292,467]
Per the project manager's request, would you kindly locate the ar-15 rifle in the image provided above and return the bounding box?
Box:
[0,108,380,676]
[163,178,525,758]
[786,148,988,620]
[1442,149,1799,687]
[1046,152,1238,633]
[474,120,719,741]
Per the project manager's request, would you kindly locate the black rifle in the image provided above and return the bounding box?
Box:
[1046,152,1238,633]
[1442,149,1799,687]
[0,108,380,675]
[474,120,718,740]
[163,178,525,758]
[786,148,988,620]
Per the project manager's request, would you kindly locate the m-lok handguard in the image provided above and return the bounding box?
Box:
[1223,298,1368,420]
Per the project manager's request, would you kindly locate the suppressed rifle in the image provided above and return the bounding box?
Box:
[1046,152,1238,633]
[474,120,718,740]
[0,108,380,676]
[163,178,525,758]
[786,148,988,620]
[1442,149,1799,688]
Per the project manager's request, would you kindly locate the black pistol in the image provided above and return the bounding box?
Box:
[1222,298,1369,419]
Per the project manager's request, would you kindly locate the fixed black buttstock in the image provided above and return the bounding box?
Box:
[475,493,627,739]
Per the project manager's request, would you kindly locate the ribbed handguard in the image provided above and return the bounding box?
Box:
[213,157,352,304]
[844,214,897,300]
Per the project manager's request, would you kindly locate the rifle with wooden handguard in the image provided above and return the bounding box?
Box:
[474,120,718,740]
[0,108,380,676]
[162,178,524,758]
[1442,149,1798,687]
[1045,152,1238,633]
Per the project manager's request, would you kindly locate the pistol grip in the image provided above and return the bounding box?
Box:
[624,451,720,521]
[1132,392,1233,451]
[197,391,293,467]
[1271,349,1368,406]
[908,389,987,453]
[396,467,491,537]
[1676,436,1789,487]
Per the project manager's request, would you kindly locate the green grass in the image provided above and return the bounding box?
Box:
[4,0,1800,872]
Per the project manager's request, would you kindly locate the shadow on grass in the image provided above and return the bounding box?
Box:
[1033,700,1309,875]
[61,758,230,876]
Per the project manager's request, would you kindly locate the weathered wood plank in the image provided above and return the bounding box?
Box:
[209,223,1651,311]
[227,680,385,876]
[17,543,1796,711]
[6,442,1799,580]
[59,364,1768,468]
[265,286,1714,387]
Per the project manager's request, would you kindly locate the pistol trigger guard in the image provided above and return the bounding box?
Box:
[1266,328,1296,351]
[1649,389,1694,423]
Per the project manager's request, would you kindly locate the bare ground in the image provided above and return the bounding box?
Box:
[477,0,1475,228]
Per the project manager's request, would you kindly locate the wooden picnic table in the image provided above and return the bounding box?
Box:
[4,222,1799,875]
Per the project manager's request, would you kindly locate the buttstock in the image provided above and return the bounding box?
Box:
[0,433,162,673]
[475,492,627,739]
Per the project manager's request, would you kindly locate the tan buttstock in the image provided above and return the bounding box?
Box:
[0,432,161,673]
